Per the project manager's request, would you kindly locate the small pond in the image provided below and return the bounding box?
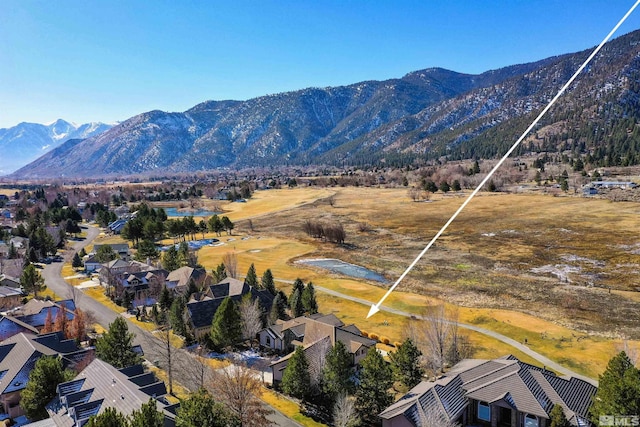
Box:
[160,238,220,252]
[164,207,221,217]
[297,258,387,283]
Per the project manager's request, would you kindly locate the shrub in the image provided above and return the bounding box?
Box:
[369,333,379,342]
[381,337,390,345]
[361,331,369,338]
[393,341,402,348]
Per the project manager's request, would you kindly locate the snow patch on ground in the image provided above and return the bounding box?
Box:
[530,264,581,282]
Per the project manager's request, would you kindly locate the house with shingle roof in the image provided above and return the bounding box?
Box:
[46,358,177,426]
[379,355,597,427]
[267,313,376,384]
[0,332,93,418]
[166,266,208,295]
[186,277,274,338]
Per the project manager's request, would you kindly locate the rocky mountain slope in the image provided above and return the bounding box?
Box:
[13,29,640,178]
[0,119,112,174]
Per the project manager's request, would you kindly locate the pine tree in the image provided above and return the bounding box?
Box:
[245,263,258,288]
[129,398,164,427]
[95,317,141,368]
[549,404,570,427]
[590,351,640,420]
[269,292,287,324]
[355,347,393,426]
[289,287,304,318]
[212,262,227,283]
[322,340,354,401]
[72,252,83,269]
[281,346,311,399]
[389,338,424,389]
[159,285,173,311]
[210,297,241,350]
[176,388,236,427]
[169,296,187,337]
[21,356,75,420]
[289,278,304,302]
[261,269,276,295]
[20,264,45,298]
[87,407,129,427]
[162,245,180,271]
[301,282,318,314]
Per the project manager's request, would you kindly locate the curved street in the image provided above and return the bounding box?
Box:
[41,225,300,427]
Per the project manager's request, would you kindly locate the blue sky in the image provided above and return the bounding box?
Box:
[1,1,640,128]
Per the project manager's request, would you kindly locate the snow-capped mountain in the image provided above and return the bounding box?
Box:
[0,119,112,174]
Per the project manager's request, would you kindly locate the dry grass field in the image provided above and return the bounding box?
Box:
[92,187,640,378]
[188,186,640,378]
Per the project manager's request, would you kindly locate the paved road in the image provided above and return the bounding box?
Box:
[42,226,300,427]
[275,279,598,386]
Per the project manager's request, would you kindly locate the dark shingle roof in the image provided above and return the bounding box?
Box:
[380,356,597,426]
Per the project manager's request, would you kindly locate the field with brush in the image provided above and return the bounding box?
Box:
[192,186,640,378]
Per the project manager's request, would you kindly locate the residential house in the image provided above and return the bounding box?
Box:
[186,277,274,338]
[268,313,376,384]
[0,242,8,258]
[0,299,77,338]
[92,243,130,260]
[107,219,127,234]
[0,286,23,311]
[83,255,102,273]
[0,274,20,289]
[379,355,597,427]
[0,332,93,418]
[165,266,208,295]
[46,359,177,427]
[121,269,168,307]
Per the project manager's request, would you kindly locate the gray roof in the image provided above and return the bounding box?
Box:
[380,355,597,427]
[47,359,174,427]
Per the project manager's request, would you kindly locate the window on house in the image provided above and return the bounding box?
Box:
[524,414,538,427]
[266,337,271,346]
[478,401,490,422]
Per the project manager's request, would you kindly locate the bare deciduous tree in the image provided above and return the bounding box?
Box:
[239,295,263,346]
[305,335,332,393]
[222,251,238,279]
[209,364,273,427]
[418,402,460,427]
[333,393,358,427]
[405,305,474,375]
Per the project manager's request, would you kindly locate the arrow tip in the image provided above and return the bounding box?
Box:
[367,304,380,319]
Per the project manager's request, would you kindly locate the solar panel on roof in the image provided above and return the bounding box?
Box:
[58,378,86,397]
[72,398,103,421]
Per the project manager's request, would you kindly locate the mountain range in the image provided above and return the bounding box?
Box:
[0,120,112,175]
[11,29,640,179]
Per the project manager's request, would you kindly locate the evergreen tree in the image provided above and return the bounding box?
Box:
[261,269,276,295]
[169,296,188,337]
[95,317,141,368]
[322,340,354,401]
[186,279,199,298]
[72,252,83,269]
[245,263,258,288]
[590,351,640,420]
[210,297,241,350]
[301,282,318,315]
[290,278,304,301]
[281,346,311,399]
[87,407,129,427]
[355,348,393,426]
[178,241,191,267]
[162,245,180,271]
[135,240,159,261]
[452,180,462,191]
[21,356,75,420]
[439,181,450,193]
[289,287,304,318]
[79,247,87,258]
[269,292,287,324]
[20,264,45,298]
[212,262,227,283]
[159,286,174,311]
[129,398,164,427]
[176,388,236,427]
[95,245,117,263]
[549,404,570,427]
[389,338,424,389]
